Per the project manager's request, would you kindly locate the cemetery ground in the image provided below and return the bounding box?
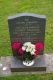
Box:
[0,0,53,79]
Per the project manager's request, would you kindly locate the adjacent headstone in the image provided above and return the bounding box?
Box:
[8,13,46,72]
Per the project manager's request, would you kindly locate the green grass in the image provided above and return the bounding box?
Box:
[0,73,53,80]
[0,0,53,79]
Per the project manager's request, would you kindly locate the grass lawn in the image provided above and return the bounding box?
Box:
[0,74,53,80]
[0,0,53,79]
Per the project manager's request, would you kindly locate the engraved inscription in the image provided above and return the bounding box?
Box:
[8,14,46,55]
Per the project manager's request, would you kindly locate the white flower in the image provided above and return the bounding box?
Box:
[33,48,35,52]
[22,42,36,55]
[26,48,29,52]
[31,51,34,55]
[31,44,35,49]
[23,42,31,46]
[22,46,26,51]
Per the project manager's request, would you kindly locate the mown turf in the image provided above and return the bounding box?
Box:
[0,73,53,80]
[0,0,53,79]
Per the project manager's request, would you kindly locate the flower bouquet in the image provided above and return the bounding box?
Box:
[11,42,43,66]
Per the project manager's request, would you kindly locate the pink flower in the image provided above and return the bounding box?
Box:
[12,42,21,49]
[34,50,38,56]
[18,48,24,56]
[35,42,44,51]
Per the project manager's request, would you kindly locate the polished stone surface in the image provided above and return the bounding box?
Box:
[10,55,46,72]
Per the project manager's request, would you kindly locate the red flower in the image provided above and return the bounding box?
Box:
[34,50,38,56]
[35,42,44,51]
[12,42,21,49]
[18,48,24,56]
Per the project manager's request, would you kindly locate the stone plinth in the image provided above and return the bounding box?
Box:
[10,55,46,72]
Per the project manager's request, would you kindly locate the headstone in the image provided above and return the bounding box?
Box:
[8,13,46,72]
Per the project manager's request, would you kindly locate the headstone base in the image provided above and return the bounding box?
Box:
[10,55,46,72]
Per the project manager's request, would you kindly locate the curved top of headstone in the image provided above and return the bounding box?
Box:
[8,13,46,19]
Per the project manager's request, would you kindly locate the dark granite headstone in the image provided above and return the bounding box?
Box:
[8,13,46,72]
[8,13,46,55]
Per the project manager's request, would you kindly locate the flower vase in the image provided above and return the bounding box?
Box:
[23,51,35,66]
